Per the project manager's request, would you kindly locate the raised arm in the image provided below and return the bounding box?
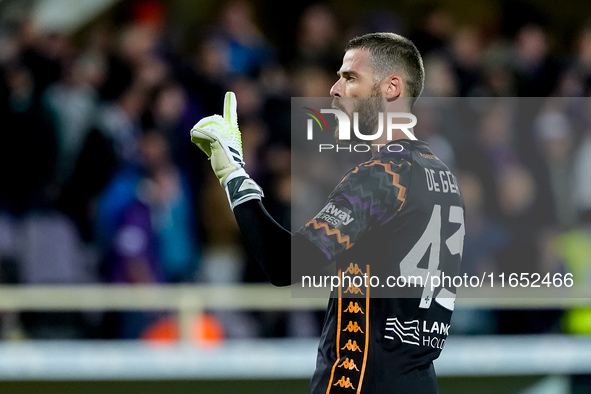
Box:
[190,92,329,286]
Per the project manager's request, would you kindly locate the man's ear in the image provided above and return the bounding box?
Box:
[384,75,403,99]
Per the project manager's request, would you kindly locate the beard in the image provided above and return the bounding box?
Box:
[333,84,384,144]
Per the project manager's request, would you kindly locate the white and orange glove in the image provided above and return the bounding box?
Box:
[190,91,263,209]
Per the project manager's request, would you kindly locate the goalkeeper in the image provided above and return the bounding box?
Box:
[191,33,464,394]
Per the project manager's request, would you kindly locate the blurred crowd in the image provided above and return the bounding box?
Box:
[0,0,590,340]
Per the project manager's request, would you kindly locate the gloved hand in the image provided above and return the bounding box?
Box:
[191,91,263,209]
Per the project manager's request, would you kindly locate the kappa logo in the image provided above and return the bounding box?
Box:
[338,358,360,371]
[316,203,355,227]
[384,317,420,346]
[333,376,356,390]
[344,285,364,295]
[341,339,363,352]
[344,263,363,275]
[343,321,364,333]
[344,302,364,314]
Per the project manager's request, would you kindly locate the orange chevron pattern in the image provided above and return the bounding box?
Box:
[305,219,354,250]
[362,160,408,209]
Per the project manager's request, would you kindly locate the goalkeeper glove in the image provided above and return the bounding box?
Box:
[190,91,263,209]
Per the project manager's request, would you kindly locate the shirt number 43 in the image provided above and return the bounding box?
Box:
[399,204,465,310]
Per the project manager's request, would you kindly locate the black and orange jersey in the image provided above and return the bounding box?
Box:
[297,139,465,394]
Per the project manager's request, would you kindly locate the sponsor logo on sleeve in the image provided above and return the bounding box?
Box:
[315,203,355,228]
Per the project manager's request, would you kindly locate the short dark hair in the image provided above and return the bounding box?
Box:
[346,32,425,105]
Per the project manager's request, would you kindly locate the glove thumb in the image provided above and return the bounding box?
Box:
[223,91,238,129]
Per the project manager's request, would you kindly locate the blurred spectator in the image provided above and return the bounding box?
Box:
[533,107,577,229]
[213,0,275,78]
[0,60,58,215]
[46,36,117,241]
[93,26,134,102]
[410,6,453,57]
[510,23,561,96]
[449,171,508,336]
[145,81,195,169]
[292,3,342,73]
[291,64,336,97]
[96,128,197,338]
[573,22,591,94]
[494,164,563,334]
[55,125,118,242]
[141,129,198,283]
[352,7,406,39]
[96,128,197,285]
[474,43,516,96]
[413,100,457,169]
[449,25,485,96]
[422,54,459,97]
[96,85,146,166]
[12,20,65,95]
[458,171,508,277]
[573,99,591,217]
[143,81,209,265]
[558,21,591,96]
[455,100,517,217]
[43,53,102,183]
[176,33,228,118]
[496,165,539,271]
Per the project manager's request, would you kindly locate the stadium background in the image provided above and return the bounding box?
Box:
[1,0,591,392]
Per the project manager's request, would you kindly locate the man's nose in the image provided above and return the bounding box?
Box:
[330,79,342,97]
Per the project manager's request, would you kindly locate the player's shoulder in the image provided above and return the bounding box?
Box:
[329,146,411,204]
[332,140,435,194]
[347,157,410,183]
[352,141,415,177]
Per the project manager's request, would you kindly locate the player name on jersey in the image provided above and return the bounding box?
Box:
[424,168,461,195]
